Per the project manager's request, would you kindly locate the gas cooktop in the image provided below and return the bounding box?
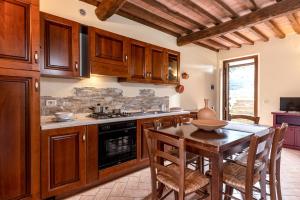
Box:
[88,112,133,119]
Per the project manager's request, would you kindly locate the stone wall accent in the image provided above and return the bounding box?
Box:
[41,87,169,116]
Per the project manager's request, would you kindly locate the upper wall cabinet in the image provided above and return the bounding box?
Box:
[165,49,180,84]
[89,27,129,77]
[40,12,80,77]
[0,0,40,71]
[149,45,165,83]
[128,39,149,82]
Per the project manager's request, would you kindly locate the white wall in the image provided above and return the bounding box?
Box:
[40,0,217,109]
[218,34,300,125]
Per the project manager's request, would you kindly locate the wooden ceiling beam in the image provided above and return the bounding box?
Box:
[95,0,126,21]
[141,0,206,29]
[194,42,220,52]
[219,35,242,48]
[120,2,192,34]
[249,0,259,11]
[206,39,230,50]
[174,0,222,24]
[117,10,181,37]
[265,20,286,38]
[287,13,300,34]
[177,0,300,46]
[249,26,269,41]
[214,0,239,18]
[232,31,255,45]
[80,0,99,6]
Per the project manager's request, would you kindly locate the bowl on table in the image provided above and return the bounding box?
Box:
[191,119,228,131]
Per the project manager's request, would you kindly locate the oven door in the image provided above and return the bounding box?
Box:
[98,127,137,169]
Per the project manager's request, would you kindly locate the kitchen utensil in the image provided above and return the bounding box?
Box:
[54,112,74,121]
[89,104,104,113]
[175,84,184,93]
[191,119,228,131]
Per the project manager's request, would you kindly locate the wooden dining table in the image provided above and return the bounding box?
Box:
[149,122,274,200]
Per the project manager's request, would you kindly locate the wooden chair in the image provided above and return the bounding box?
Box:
[229,114,260,124]
[144,129,209,200]
[235,123,288,200]
[153,118,202,170]
[223,132,273,200]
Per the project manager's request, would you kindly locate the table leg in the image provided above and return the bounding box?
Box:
[211,153,224,200]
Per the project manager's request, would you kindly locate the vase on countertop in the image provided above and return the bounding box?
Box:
[197,99,217,120]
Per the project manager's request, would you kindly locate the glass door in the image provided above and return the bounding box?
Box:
[223,55,258,120]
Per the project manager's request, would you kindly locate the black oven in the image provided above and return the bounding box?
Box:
[98,120,137,170]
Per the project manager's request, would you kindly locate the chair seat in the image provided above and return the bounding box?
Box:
[168,149,199,163]
[157,164,209,194]
[223,162,261,192]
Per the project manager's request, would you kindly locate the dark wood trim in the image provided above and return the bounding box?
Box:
[141,0,206,29]
[177,0,300,45]
[120,2,192,34]
[215,0,239,18]
[222,55,258,120]
[206,39,230,50]
[117,10,181,37]
[232,31,255,45]
[265,20,286,38]
[219,35,242,48]
[174,0,222,24]
[249,0,259,10]
[287,14,300,34]
[95,0,126,21]
[249,26,269,41]
[194,42,220,52]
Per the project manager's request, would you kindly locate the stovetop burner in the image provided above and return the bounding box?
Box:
[88,112,132,119]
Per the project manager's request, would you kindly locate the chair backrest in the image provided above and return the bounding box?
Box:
[229,114,260,124]
[144,129,185,195]
[153,117,177,129]
[245,131,273,195]
[269,123,288,174]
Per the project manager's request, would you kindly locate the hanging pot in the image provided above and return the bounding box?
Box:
[175,84,184,94]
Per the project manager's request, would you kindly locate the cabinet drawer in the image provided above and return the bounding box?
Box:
[295,128,300,147]
[284,127,295,146]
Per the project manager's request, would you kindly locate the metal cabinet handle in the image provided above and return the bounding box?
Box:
[34,51,39,64]
[35,79,39,91]
[149,72,152,78]
[75,62,78,71]
[83,133,86,142]
[124,55,128,61]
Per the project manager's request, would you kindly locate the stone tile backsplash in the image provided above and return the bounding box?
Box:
[41,87,169,116]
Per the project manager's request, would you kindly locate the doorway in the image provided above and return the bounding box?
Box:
[223,55,258,120]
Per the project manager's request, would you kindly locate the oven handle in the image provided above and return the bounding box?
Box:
[98,127,136,135]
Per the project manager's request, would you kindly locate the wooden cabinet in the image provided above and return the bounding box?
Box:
[40,12,80,77]
[41,126,86,198]
[149,45,165,83]
[89,27,129,77]
[295,128,300,148]
[0,0,40,71]
[284,127,295,146]
[165,50,180,84]
[0,69,40,200]
[128,39,149,81]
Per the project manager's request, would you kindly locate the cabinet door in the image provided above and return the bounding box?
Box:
[89,27,129,77]
[41,126,86,198]
[40,12,80,77]
[148,45,165,82]
[166,50,180,84]
[0,69,40,200]
[295,128,300,148]
[0,0,39,71]
[128,40,148,81]
[284,127,295,146]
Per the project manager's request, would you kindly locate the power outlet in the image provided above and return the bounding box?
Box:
[46,100,57,107]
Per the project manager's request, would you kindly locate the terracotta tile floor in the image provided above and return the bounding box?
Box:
[64,148,300,200]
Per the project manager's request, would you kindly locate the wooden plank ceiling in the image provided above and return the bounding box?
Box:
[81,0,300,52]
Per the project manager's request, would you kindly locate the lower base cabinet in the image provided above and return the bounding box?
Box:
[41,126,87,199]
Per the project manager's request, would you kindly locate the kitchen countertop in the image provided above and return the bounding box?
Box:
[41,111,190,130]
